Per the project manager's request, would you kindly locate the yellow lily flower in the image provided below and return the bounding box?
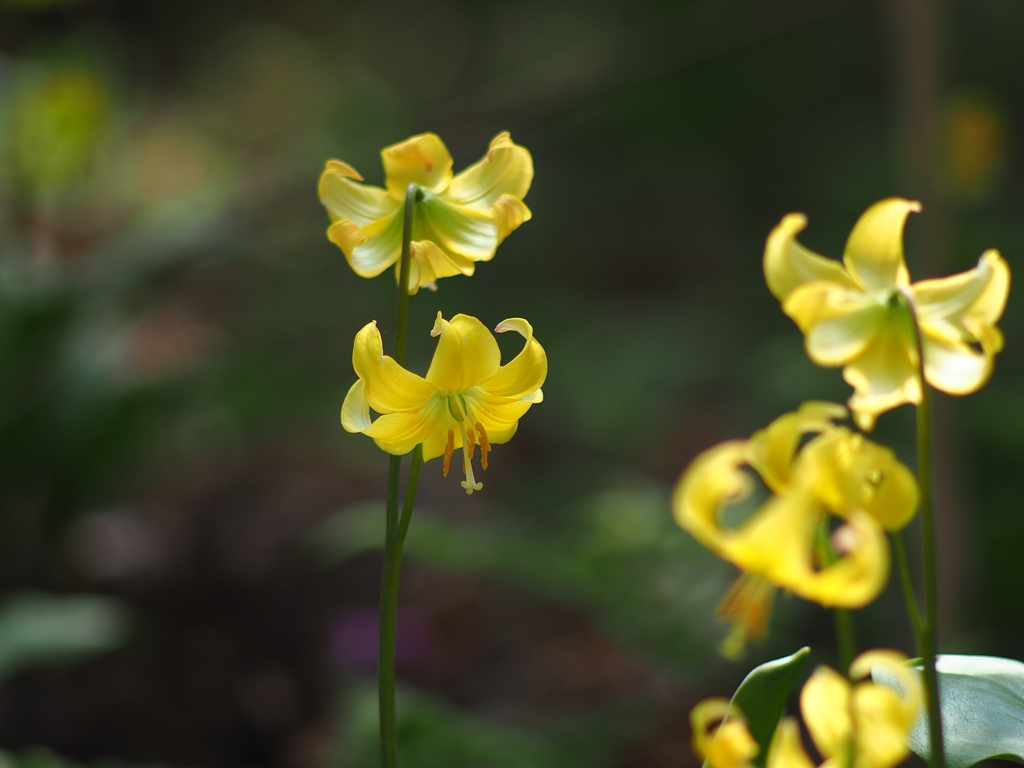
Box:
[778,650,920,768]
[318,132,533,294]
[765,197,1010,429]
[692,652,919,768]
[673,403,917,651]
[341,312,546,495]
[691,699,759,768]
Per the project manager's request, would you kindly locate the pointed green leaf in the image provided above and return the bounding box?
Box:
[873,654,1024,768]
[729,647,810,767]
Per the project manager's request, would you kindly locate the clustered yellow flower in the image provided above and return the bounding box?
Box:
[764,197,1009,429]
[692,651,920,768]
[673,402,917,655]
[342,312,546,495]
[319,132,533,294]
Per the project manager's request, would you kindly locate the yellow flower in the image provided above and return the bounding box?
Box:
[341,312,546,495]
[318,132,533,293]
[771,651,920,768]
[673,403,917,628]
[764,198,1010,429]
[691,698,759,768]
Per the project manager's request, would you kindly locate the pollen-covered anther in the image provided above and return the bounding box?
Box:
[443,428,455,477]
[466,427,476,459]
[476,422,490,470]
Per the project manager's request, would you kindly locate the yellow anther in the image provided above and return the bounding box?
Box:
[443,428,455,477]
[466,427,476,459]
[476,422,490,470]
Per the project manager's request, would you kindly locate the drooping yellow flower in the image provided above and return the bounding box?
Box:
[691,698,759,768]
[673,402,917,648]
[781,651,920,768]
[318,132,533,293]
[341,312,546,494]
[765,198,1010,429]
[692,652,919,768]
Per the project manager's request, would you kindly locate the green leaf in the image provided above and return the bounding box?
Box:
[729,647,810,768]
[874,654,1024,768]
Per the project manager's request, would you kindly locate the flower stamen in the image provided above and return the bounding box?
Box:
[457,422,483,495]
[443,428,455,477]
[476,422,490,470]
[466,427,476,459]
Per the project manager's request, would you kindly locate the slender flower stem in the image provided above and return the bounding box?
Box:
[833,609,857,675]
[379,184,422,768]
[891,530,923,639]
[904,292,945,768]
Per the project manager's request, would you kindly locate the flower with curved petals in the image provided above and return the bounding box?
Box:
[318,132,533,293]
[692,651,919,768]
[341,313,546,494]
[765,197,1010,429]
[673,402,917,652]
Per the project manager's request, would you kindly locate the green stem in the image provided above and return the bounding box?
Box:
[379,183,421,768]
[891,529,923,639]
[833,609,857,674]
[905,293,945,768]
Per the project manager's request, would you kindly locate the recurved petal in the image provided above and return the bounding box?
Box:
[381,132,454,199]
[801,666,851,759]
[763,212,858,302]
[493,195,532,242]
[446,131,534,209]
[363,410,434,456]
[396,240,474,296]
[766,718,816,768]
[690,699,758,768]
[478,318,548,400]
[419,193,500,261]
[912,249,1010,327]
[921,332,992,395]
[341,379,372,432]
[426,313,502,391]
[672,441,755,557]
[745,401,848,495]
[842,198,920,291]
[351,321,434,412]
[781,511,890,608]
[329,208,404,277]
[318,164,399,226]
[843,316,920,430]
[467,392,534,443]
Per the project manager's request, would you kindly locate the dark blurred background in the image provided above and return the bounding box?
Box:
[0,0,1019,767]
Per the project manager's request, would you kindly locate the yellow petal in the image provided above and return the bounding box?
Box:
[800,430,918,531]
[446,131,534,209]
[912,249,1009,333]
[779,511,889,608]
[690,698,758,768]
[672,441,755,558]
[351,321,434,412]
[419,193,500,261]
[842,198,919,292]
[801,665,851,759]
[849,650,920,768]
[843,315,920,431]
[921,333,991,394]
[766,718,816,768]
[746,401,848,494]
[798,290,887,367]
[763,212,858,302]
[318,164,399,225]
[395,240,474,296]
[493,194,532,242]
[381,132,454,199]
[341,379,372,432]
[363,410,435,456]
[478,318,548,400]
[329,208,404,277]
[426,314,502,392]
[465,391,534,444]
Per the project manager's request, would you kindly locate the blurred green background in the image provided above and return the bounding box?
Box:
[0,0,1020,766]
